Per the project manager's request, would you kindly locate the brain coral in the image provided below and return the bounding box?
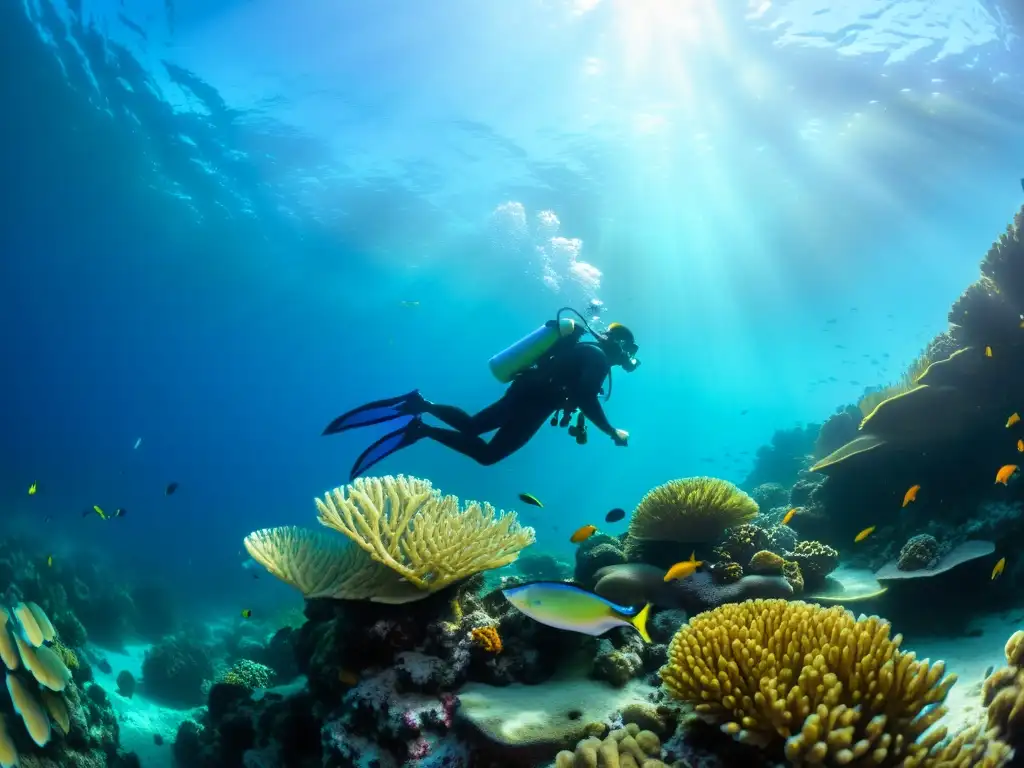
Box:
[660,599,1010,767]
[628,477,758,544]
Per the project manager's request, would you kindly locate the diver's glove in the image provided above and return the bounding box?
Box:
[612,428,629,447]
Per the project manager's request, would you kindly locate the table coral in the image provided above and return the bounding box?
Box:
[660,599,1011,767]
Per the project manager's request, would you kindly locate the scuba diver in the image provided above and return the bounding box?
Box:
[323,307,641,480]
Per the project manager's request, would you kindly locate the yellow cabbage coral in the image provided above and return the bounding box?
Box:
[660,599,1010,767]
[246,475,536,603]
[628,477,758,544]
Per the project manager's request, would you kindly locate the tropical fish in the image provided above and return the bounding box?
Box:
[992,557,1006,580]
[85,505,108,520]
[781,508,797,526]
[854,526,876,543]
[112,508,127,518]
[996,465,1019,486]
[1017,439,1023,453]
[240,609,252,619]
[502,582,651,642]
[46,555,52,568]
[1008,413,1021,428]
[902,485,920,507]
[664,552,702,582]
[27,482,37,496]
[570,524,597,543]
[517,492,542,508]
[604,508,625,523]
[986,346,994,358]
[165,482,179,496]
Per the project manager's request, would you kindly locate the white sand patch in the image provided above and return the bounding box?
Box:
[88,643,202,768]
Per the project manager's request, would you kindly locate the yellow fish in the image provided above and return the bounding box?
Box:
[854,526,876,543]
[664,552,703,582]
[781,508,797,526]
[901,485,920,507]
[992,557,1006,580]
[996,464,1019,486]
[28,482,37,496]
[570,524,597,544]
[92,505,107,520]
[240,609,252,619]
[46,555,53,568]
[1017,439,1023,453]
[1008,413,1021,428]
[985,346,993,357]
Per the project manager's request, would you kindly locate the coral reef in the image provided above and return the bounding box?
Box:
[661,599,1011,766]
[115,670,135,698]
[220,659,274,690]
[141,634,214,706]
[515,553,572,581]
[814,406,861,461]
[574,534,627,589]
[749,483,788,511]
[785,539,839,589]
[245,474,536,603]
[875,540,995,582]
[982,630,1024,751]
[627,477,759,545]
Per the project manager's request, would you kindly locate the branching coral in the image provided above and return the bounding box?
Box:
[660,599,1010,767]
[628,477,758,544]
[246,475,535,603]
[982,629,1024,749]
[469,627,502,655]
[316,475,535,593]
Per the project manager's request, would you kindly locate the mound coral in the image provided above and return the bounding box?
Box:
[554,723,668,767]
[220,659,274,690]
[713,523,769,564]
[786,540,839,588]
[660,599,1010,767]
[896,534,942,571]
[0,602,75,761]
[628,477,758,544]
[141,634,213,706]
[246,475,535,603]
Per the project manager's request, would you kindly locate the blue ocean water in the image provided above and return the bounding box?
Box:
[1,0,1022,626]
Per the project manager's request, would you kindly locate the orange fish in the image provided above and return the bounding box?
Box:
[664,552,703,582]
[986,346,993,358]
[901,485,920,507]
[570,524,597,544]
[992,557,1006,580]
[996,465,1019,485]
[1017,439,1023,453]
[1008,413,1021,428]
[781,508,797,526]
[854,526,876,543]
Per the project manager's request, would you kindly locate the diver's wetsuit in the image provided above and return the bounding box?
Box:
[416,335,616,466]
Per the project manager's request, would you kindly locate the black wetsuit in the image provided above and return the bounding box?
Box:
[417,333,617,466]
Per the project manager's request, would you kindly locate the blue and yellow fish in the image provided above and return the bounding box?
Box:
[502,582,651,642]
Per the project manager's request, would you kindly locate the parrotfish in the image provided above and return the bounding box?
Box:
[502,582,651,642]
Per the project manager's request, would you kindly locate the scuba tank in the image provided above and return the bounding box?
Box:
[488,317,576,383]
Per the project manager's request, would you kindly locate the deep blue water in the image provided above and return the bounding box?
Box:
[1,0,1023,619]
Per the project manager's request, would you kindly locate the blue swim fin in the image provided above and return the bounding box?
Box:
[322,390,422,435]
[349,416,423,480]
